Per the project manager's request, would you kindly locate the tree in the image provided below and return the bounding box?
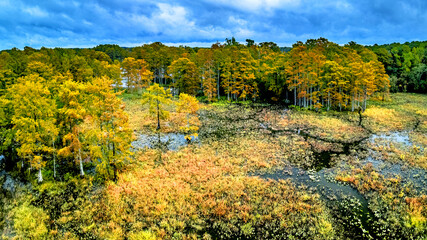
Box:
[168,57,199,96]
[408,63,427,93]
[221,48,258,101]
[122,57,153,92]
[69,55,93,82]
[85,77,132,181]
[141,83,172,130]
[259,49,288,102]
[196,49,217,101]
[57,80,88,177]
[176,93,200,141]
[10,74,58,182]
[93,60,122,91]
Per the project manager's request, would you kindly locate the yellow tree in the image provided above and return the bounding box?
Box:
[259,50,287,102]
[202,65,216,102]
[220,52,234,101]
[94,60,123,91]
[122,57,153,92]
[196,49,217,101]
[168,57,199,96]
[345,48,364,111]
[286,43,307,106]
[371,60,390,100]
[306,48,326,110]
[85,77,132,181]
[141,83,172,130]
[350,60,376,111]
[57,80,88,177]
[235,49,258,101]
[176,93,200,141]
[322,60,345,111]
[10,74,58,182]
[221,48,258,101]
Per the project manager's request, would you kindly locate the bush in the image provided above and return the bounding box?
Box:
[12,202,49,239]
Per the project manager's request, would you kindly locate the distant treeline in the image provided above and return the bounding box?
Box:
[367,41,427,93]
[1,38,391,112]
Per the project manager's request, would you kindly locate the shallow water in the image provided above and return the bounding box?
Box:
[132,133,198,151]
[363,131,427,194]
[369,131,412,146]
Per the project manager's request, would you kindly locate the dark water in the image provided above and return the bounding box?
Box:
[258,131,427,238]
[260,164,373,238]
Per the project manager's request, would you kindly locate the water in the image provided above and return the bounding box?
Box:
[132,133,199,151]
[0,155,4,170]
[261,165,367,206]
[369,131,412,147]
[363,131,427,194]
[259,164,373,238]
[258,130,427,238]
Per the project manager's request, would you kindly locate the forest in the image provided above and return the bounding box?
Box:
[0,38,426,239]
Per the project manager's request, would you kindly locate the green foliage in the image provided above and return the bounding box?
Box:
[369,41,427,93]
[128,230,157,240]
[141,83,172,130]
[11,202,49,239]
[85,77,133,181]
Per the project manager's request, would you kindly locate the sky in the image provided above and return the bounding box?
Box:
[0,0,426,50]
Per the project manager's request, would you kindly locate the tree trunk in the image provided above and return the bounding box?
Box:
[53,140,56,179]
[363,88,367,112]
[38,168,43,183]
[217,68,220,100]
[156,99,161,130]
[294,87,296,106]
[79,148,85,176]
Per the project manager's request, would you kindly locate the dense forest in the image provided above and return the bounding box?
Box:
[368,41,427,93]
[0,38,426,239]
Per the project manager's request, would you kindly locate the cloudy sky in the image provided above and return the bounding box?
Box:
[0,0,426,50]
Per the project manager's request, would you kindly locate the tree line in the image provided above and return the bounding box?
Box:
[101,38,390,111]
[368,41,427,93]
[0,38,391,182]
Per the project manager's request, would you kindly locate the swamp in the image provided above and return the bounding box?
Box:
[3,92,425,239]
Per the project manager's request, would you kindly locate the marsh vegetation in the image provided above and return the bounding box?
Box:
[0,40,426,239]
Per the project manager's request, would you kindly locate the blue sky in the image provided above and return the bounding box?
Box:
[0,0,426,50]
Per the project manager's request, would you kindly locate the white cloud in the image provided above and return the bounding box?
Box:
[203,0,301,13]
[118,3,197,38]
[228,16,247,26]
[157,3,195,27]
[23,6,48,17]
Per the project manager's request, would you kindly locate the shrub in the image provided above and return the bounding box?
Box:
[12,202,49,239]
